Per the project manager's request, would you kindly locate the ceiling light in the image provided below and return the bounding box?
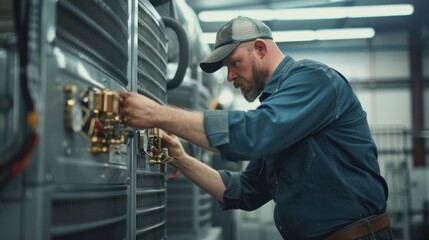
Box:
[198,4,414,22]
[202,28,375,44]
[315,28,375,40]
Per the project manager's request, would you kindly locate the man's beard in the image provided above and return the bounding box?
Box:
[241,59,268,102]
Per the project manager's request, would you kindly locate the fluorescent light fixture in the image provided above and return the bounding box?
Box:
[201,32,217,44]
[202,28,375,44]
[198,4,414,22]
[315,28,375,40]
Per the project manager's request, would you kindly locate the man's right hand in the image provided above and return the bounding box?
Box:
[119,91,160,128]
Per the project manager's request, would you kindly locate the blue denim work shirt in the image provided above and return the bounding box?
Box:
[203,56,388,239]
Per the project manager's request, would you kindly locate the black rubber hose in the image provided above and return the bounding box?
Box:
[162,17,189,90]
[149,0,171,7]
[0,0,35,189]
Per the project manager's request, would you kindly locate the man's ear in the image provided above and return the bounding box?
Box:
[254,39,267,59]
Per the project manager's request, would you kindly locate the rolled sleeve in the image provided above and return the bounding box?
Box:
[218,170,242,209]
[203,110,230,147]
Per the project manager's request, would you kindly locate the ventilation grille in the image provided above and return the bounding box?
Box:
[135,170,166,239]
[167,176,212,236]
[55,0,129,85]
[167,81,211,111]
[0,0,14,33]
[137,2,168,104]
[50,186,128,240]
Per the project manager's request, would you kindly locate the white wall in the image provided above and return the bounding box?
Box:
[286,33,413,127]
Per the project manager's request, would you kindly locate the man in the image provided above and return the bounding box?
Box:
[120,16,393,239]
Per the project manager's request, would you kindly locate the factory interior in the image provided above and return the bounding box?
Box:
[0,0,428,239]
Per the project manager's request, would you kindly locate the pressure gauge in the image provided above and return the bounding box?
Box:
[138,129,149,152]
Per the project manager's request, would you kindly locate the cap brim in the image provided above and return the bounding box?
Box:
[199,43,239,73]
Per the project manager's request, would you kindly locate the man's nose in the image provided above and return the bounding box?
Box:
[227,69,237,82]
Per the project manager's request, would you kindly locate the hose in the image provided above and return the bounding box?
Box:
[149,0,171,7]
[0,0,38,189]
[162,17,189,90]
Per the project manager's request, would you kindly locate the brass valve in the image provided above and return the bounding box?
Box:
[64,85,82,132]
[63,85,133,154]
[103,91,120,115]
[139,128,173,164]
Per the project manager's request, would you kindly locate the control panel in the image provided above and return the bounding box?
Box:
[63,84,133,154]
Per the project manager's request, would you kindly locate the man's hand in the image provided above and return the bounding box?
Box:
[120,92,225,201]
[161,132,226,202]
[119,91,159,128]
[120,91,215,152]
[161,132,188,163]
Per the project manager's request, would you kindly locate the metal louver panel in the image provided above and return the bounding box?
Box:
[166,79,213,239]
[135,170,167,240]
[50,186,128,240]
[137,1,168,104]
[166,176,212,239]
[55,0,129,85]
[167,80,211,110]
[1,0,132,239]
[0,0,14,33]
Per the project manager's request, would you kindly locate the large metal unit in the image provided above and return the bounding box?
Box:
[0,0,184,239]
[131,1,172,239]
[1,0,131,239]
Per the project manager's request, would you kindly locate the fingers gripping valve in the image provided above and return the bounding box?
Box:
[138,128,173,164]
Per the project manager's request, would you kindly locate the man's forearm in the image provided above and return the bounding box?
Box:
[170,154,225,202]
[120,91,216,151]
[157,106,218,152]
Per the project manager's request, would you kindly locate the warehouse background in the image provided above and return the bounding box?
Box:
[0,0,428,239]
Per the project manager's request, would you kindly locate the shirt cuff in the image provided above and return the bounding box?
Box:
[218,170,241,209]
[204,110,230,147]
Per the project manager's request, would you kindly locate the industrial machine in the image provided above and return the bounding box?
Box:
[0,0,189,239]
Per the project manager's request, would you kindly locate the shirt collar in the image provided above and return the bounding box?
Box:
[259,55,295,102]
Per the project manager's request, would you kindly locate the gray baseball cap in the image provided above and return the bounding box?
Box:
[199,16,273,73]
